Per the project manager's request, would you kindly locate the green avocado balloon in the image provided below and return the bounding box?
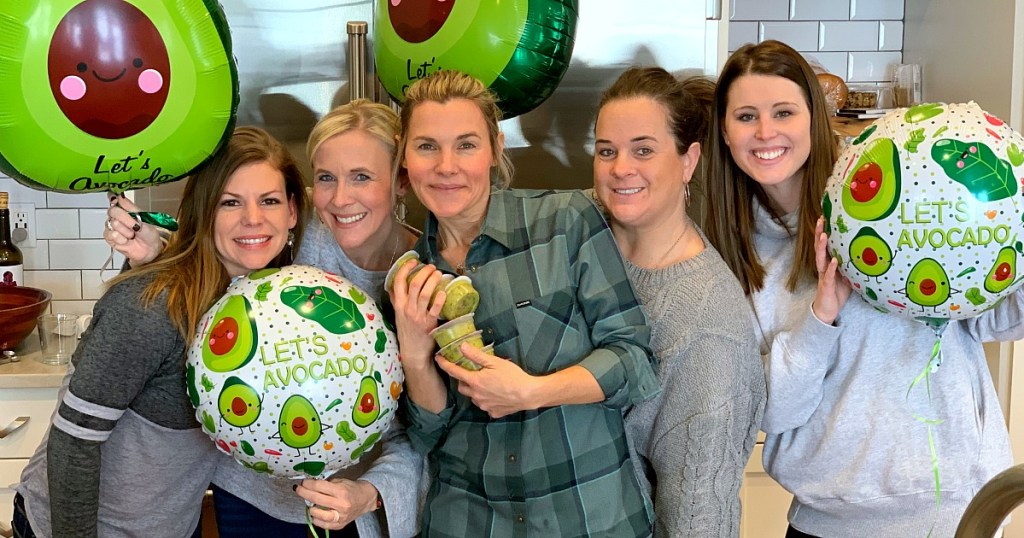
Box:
[374,0,578,119]
[0,0,238,194]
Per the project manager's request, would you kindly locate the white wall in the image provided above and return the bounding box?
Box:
[1,178,124,315]
[730,0,905,88]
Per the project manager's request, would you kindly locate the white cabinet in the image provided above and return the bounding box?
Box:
[0,387,60,535]
[740,438,792,538]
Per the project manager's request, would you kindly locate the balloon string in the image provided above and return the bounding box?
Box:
[907,332,945,518]
[99,248,118,281]
[305,505,330,538]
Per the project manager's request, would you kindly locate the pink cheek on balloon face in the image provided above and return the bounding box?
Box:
[60,76,86,101]
[957,161,965,169]
[137,69,164,94]
[391,0,400,5]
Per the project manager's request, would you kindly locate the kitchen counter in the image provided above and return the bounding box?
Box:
[0,330,68,389]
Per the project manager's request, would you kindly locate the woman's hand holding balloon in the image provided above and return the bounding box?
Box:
[104,195,163,267]
[811,216,852,325]
[296,478,379,530]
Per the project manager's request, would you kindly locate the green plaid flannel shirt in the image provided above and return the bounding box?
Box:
[405,189,659,537]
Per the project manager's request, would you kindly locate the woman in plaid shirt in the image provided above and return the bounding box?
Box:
[389,70,660,538]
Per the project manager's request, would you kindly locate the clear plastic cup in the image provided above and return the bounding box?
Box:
[37,313,79,365]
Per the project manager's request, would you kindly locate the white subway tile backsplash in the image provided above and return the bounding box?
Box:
[803,52,849,78]
[0,179,48,206]
[48,239,123,270]
[79,209,109,239]
[790,0,850,21]
[81,270,114,301]
[879,21,903,51]
[730,22,759,51]
[24,270,83,301]
[819,21,879,52]
[732,0,789,21]
[848,51,902,82]
[760,21,820,51]
[47,191,110,209]
[50,300,98,316]
[850,0,903,20]
[21,241,48,271]
[36,209,80,239]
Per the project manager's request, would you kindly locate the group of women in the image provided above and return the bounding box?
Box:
[11,39,1024,538]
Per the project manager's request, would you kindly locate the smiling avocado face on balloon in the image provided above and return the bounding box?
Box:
[985,246,1017,293]
[202,295,258,373]
[849,227,892,278]
[47,0,171,139]
[279,395,324,450]
[841,138,901,221]
[905,258,952,308]
[218,376,262,429]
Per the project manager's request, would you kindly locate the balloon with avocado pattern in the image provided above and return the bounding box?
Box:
[187,265,403,479]
[824,102,1024,324]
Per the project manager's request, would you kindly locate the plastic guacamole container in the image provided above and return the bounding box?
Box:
[440,276,480,320]
[481,343,495,355]
[429,313,476,348]
[430,273,456,304]
[384,250,420,292]
[438,330,485,371]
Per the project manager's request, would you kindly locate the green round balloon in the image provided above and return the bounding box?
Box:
[0,0,238,194]
[374,0,577,119]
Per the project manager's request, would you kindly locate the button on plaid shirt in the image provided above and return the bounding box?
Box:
[404,189,659,537]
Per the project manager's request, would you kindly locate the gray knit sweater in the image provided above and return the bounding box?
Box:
[624,234,765,538]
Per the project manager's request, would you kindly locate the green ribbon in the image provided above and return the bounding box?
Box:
[128,210,179,232]
[906,322,948,534]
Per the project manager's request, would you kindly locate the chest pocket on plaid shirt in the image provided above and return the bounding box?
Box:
[512,288,587,374]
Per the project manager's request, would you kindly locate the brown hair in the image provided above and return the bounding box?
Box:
[395,70,514,189]
[703,40,838,294]
[598,67,715,154]
[113,126,309,344]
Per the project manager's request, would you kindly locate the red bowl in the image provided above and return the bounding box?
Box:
[0,286,52,351]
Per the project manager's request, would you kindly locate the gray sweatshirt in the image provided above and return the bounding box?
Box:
[17,274,219,538]
[624,233,765,538]
[753,202,1018,537]
[210,216,424,537]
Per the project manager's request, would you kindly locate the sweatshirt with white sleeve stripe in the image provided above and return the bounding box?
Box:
[17,273,218,538]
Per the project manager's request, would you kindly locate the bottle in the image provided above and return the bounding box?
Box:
[0,192,24,287]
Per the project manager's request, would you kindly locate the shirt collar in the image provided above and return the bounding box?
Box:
[422,189,521,253]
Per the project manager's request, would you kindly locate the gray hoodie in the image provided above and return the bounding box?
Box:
[753,202,1017,537]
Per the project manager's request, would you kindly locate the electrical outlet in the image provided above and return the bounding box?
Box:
[9,202,36,248]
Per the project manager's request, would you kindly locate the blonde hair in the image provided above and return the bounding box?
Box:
[703,40,838,294]
[396,70,514,189]
[112,127,310,345]
[306,99,400,166]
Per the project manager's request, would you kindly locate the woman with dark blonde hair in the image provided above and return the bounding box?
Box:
[14,127,307,538]
[593,66,764,537]
[704,40,1024,537]
[389,69,658,537]
[102,101,424,537]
